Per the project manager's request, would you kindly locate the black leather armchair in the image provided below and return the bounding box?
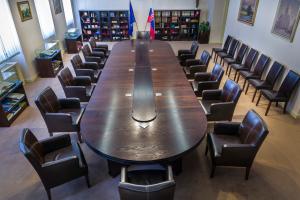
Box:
[184,50,211,79]
[58,68,95,102]
[206,109,269,180]
[35,87,85,142]
[192,64,224,97]
[256,70,300,116]
[212,35,233,62]
[19,129,90,200]
[119,165,175,200]
[178,41,199,66]
[199,79,242,121]
[216,39,240,65]
[89,37,110,57]
[82,44,106,65]
[71,54,102,83]
[223,43,248,73]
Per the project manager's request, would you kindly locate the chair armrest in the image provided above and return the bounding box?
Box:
[64,86,87,99]
[186,59,201,67]
[40,134,71,154]
[202,90,222,100]
[59,98,81,109]
[84,56,102,63]
[194,73,211,82]
[190,65,208,75]
[42,156,81,174]
[96,44,108,50]
[74,69,94,79]
[178,49,192,56]
[180,54,195,61]
[91,51,105,58]
[214,122,241,135]
[92,47,107,53]
[45,113,73,126]
[74,77,92,86]
[221,144,256,161]
[198,81,220,95]
[81,62,99,70]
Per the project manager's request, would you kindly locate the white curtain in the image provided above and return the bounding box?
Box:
[34,0,55,40]
[62,0,74,26]
[0,0,21,63]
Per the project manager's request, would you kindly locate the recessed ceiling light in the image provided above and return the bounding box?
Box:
[125,93,132,97]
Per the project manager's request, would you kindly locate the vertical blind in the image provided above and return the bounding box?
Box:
[34,0,55,40]
[62,0,74,26]
[0,0,21,63]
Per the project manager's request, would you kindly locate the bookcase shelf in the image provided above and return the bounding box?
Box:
[79,10,129,42]
[155,10,200,41]
[0,81,29,127]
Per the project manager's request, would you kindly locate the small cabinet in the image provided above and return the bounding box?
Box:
[35,50,64,78]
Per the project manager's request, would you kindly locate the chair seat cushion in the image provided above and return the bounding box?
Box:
[213,48,223,53]
[86,85,95,97]
[200,100,223,115]
[231,64,248,71]
[248,79,272,90]
[208,133,241,157]
[240,71,259,79]
[217,52,228,58]
[44,146,75,163]
[58,106,85,125]
[127,170,166,185]
[261,89,287,102]
[224,57,236,64]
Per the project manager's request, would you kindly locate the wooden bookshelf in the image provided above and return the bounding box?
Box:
[0,81,29,127]
[35,50,64,78]
[79,10,129,42]
[65,34,83,53]
[155,10,200,41]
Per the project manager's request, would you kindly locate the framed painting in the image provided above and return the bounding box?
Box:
[17,1,32,22]
[53,0,62,14]
[272,0,300,42]
[238,0,260,25]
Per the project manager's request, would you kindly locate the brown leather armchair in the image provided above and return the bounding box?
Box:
[216,39,240,65]
[119,165,175,200]
[199,79,242,121]
[192,63,224,97]
[35,87,85,142]
[58,68,95,102]
[205,109,269,180]
[19,129,90,200]
[82,44,106,65]
[212,35,233,62]
[89,37,110,57]
[71,54,102,83]
[223,43,248,73]
[178,41,199,66]
[184,50,211,79]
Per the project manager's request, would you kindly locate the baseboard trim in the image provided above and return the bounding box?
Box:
[291,110,300,119]
[25,74,38,83]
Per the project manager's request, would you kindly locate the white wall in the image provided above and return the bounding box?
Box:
[224,0,300,117]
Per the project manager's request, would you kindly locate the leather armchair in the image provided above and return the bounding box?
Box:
[19,129,90,200]
[223,43,248,73]
[82,44,106,65]
[35,87,85,142]
[71,54,102,83]
[199,79,242,121]
[216,39,240,65]
[178,41,199,66]
[192,64,224,97]
[205,109,269,180]
[119,165,175,200]
[228,48,258,81]
[89,37,110,57]
[256,70,300,116]
[184,50,211,79]
[58,67,95,102]
[212,35,233,62]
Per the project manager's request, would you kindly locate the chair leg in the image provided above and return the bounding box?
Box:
[252,89,257,102]
[256,92,262,106]
[242,79,247,91]
[265,101,272,116]
[226,64,230,75]
[46,189,51,200]
[85,175,91,188]
[276,102,279,107]
[245,82,250,94]
[245,166,251,180]
[283,102,288,114]
[210,164,216,178]
[236,73,241,82]
[205,144,208,156]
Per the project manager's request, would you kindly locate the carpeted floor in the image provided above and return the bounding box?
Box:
[0,41,300,200]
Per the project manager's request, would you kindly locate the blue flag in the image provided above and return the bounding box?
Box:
[129,1,136,37]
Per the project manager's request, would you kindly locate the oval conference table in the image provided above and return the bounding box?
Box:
[81,40,207,177]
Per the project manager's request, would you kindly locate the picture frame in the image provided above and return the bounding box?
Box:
[238,0,260,26]
[17,1,32,22]
[272,0,300,42]
[53,0,62,14]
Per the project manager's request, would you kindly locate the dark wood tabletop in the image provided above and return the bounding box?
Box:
[81,40,207,165]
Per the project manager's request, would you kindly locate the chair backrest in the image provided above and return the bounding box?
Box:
[221,79,242,104]
[190,42,199,56]
[200,50,211,66]
[265,61,284,86]
[35,87,60,116]
[223,35,233,52]
[19,129,44,168]
[227,39,240,57]
[244,48,258,69]
[58,68,75,87]
[239,110,269,148]
[210,64,224,82]
[71,55,83,70]
[82,44,91,57]
[89,37,97,48]
[278,70,300,98]
[252,54,270,77]
[235,43,249,64]
[190,41,198,51]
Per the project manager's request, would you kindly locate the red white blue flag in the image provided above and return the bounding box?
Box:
[147,8,155,40]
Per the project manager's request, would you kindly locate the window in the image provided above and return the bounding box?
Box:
[0,0,21,64]
[34,0,55,40]
[62,0,74,26]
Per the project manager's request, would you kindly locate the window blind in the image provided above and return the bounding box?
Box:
[62,0,74,26]
[0,0,21,64]
[34,0,56,40]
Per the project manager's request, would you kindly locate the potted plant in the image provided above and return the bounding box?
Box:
[198,21,210,44]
